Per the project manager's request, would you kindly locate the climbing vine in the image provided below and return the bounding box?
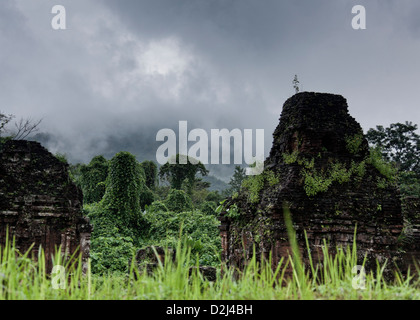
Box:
[80,155,109,204]
[96,152,146,240]
[367,147,398,182]
[302,160,366,197]
[241,170,280,204]
[283,150,299,164]
[165,189,193,213]
[345,133,364,155]
[283,146,396,197]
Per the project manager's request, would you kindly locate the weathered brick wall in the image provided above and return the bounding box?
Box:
[0,140,92,272]
[220,92,419,276]
[401,196,420,271]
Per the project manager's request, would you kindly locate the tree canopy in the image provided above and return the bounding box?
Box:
[140,160,158,190]
[366,122,420,175]
[366,121,420,197]
[159,154,209,193]
[80,155,109,204]
[228,165,247,194]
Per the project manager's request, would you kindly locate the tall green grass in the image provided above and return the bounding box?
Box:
[1,228,419,300]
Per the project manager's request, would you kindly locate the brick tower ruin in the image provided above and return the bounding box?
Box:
[220,92,419,274]
[0,140,92,272]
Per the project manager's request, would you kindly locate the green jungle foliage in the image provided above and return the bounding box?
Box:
[159,154,209,193]
[85,152,148,273]
[367,122,420,200]
[367,122,420,175]
[82,152,221,274]
[101,152,145,236]
[241,170,280,203]
[281,147,396,197]
[146,200,169,212]
[228,165,247,193]
[345,133,364,155]
[142,206,221,267]
[80,156,109,204]
[54,153,68,164]
[200,201,217,216]
[140,160,158,190]
[164,189,193,213]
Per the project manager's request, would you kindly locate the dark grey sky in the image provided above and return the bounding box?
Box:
[1,0,419,177]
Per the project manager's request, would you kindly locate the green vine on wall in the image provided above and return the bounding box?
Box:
[241,170,280,204]
[283,145,397,197]
[302,160,367,197]
[100,152,146,239]
[345,133,364,155]
[367,147,398,183]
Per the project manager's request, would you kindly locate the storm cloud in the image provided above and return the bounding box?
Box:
[1,0,419,179]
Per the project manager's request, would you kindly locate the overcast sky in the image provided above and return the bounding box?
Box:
[1,0,419,177]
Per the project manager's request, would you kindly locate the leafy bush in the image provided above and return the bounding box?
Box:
[54,153,68,164]
[399,171,420,197]
[367,147,398,182]
[101,152,145,238]
[200,201,217,216]
[346,133,364,155]
[146,200,169,213]
[139,187,155,210]
[84,152,148,274]
[80,156,109,204]
[165,189,193,213]
[302,160,367,197]
[283,150,299,164]
[205,191,225,203]
[90,236,135,274]
[140,160,158,190]
[84,203,136,274]
[241,170,279,204]
[242,174,264,203]
[142,209,221,267]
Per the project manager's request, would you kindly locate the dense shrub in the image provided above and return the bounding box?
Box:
[101,152,145,238]
[165,189,193,213]
[200,201,217,216]
[80,156,109,204]
[85,152,148,274]
[146,200,169,213]
[205,191,225,204]
[139,187,155,210]
[89,235,135,274]
[140,160,158,190]
[142,208,221,267]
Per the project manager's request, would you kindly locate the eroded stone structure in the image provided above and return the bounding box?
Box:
[220,92,419,275]
[0,140,92,272]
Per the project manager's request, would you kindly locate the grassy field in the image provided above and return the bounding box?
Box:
[1,233,419,301]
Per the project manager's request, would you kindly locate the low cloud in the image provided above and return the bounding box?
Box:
[1,0,419,180]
